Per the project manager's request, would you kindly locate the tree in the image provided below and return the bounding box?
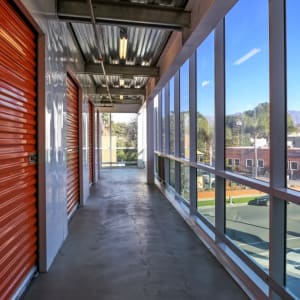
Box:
[197,113,213,163]
[287,113,297,134]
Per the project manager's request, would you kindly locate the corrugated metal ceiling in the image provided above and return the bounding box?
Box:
[66,0,188,106]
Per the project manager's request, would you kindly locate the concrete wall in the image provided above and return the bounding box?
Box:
[20,0,95,271]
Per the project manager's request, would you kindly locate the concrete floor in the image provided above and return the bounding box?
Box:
[23,168,248,300]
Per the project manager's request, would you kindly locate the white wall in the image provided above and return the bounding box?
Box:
[138,103,147,168]
[20,0,94,270]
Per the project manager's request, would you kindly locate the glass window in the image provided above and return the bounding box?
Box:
[154,154,158,174]
[161,88,166,153]
[225,0,270,182]
[286,1,300,191]
[225,180,269,271]
[197,31,215,166]
[286,202,300,298]
[180,164,190,202]
[169,77,175,155]
[228,158,233,166]
[169,159,175,188]
[154,95,159,151]
[234,159,240,166]
[290,161,298,170]
[180,60,190,159]
[257,159,264,168]
[246,159,253,168]
[101,112,111,167]
[197,169,215,225]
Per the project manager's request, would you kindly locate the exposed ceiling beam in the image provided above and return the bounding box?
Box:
[93,99,142,105]
[57,0,190,30]
[96,87,145,96]
[82,63,159,77]
[96,103,141,113]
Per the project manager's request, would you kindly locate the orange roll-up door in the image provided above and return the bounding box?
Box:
[0,1,38,299]
[66,75,79,216]
[88,101,94,184]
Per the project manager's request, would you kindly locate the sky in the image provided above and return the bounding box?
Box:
[111,113,137,124]
[177,0,300,117]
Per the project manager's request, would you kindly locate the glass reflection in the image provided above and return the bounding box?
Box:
[197,169,215,225]
[197,32,215,166]
[286,202,300,298]
[161,88,166,153]
[180,61,190,159]
[225,180,269,271]
[286,0,300,191]
[180,164,190,202]
[170,77,175,156]
[169,159,175,188]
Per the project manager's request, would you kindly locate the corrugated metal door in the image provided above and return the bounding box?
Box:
[0,1,38,299]
[66,75,79,216]
[88,101,94,184]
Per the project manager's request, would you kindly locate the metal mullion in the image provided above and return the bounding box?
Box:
[215,19,226,236]
[269,0,286,295]
[190,52,197,214]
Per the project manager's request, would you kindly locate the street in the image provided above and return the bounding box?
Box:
[199,203,300,297]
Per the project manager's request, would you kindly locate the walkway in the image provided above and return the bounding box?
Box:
[23,168,247,300]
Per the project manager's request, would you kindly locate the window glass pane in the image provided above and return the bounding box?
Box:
[101,112,111,167]
[197,32,215,166]
[180,61,190,159]
[170,77,175,155]
[225,180,269,271]
[286,202,300,298]
[197,169,215,225]
[225,0,270,182]
[161,89,166,152]
[180,164,190,202]
[154,95,159,151]
[169,159,175,188]
[286,1,300,191]
[154,154,158,174]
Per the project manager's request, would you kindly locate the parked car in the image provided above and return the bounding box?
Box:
[248,195,269,206]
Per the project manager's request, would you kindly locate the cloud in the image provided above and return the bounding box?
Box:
[201,80,210,87]
[234,48,261,65]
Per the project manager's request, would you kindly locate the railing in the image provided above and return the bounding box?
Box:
[101,147,138,167]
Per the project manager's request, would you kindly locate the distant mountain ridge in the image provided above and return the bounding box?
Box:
[288,111,300,125]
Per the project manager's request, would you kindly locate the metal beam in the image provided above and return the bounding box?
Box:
[57,0,190,30]
[82,63,159,77]
[94,100,142,105]
[96,87,145,96]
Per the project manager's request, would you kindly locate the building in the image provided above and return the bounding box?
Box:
[0,0,299,299]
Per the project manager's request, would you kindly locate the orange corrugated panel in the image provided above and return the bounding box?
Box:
[88,101,94,184]
[66,75,79,215]
[0,1,37,299]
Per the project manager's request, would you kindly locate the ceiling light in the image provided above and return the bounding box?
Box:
[119,37,128,60]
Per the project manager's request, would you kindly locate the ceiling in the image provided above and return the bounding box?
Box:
[56,0,190,109]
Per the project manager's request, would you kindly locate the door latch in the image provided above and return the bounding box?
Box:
[29,153,38,164]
